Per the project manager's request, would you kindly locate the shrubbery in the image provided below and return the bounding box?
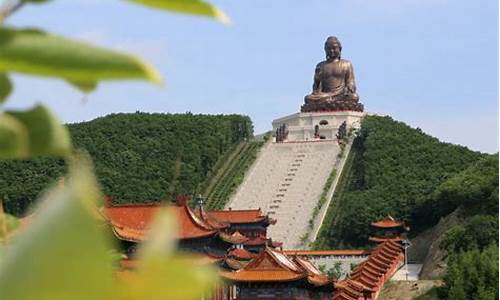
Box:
[441,215,498,253]
[442,245,498,300]
[436,155,499,299]
[414,154,498,230]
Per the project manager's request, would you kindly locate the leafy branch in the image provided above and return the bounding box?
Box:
[0,1,231,299]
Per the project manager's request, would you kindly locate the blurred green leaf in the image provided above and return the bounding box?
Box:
[119,255,218,300]
[0,28,162,85]
[136,209,178,260]
[0,245,5,265]
[119,209,217,300]
[0,156,114,300]
[4,214,20,235]
[0,73,12,103]
[0,113,29,158]
[67,79,98,93]
[2,105,72,158]
[21,0,52,3]
[127,0,230,24]
[0,212,21,243]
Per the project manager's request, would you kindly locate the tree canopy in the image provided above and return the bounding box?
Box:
[315,115,484,248]
[0,112,253,215]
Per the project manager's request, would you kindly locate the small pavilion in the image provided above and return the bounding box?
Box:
[368,215,408,243]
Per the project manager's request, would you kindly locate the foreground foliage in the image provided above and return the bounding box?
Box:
[0,157,217,300]
[1,112,253,215]
[0,0,229,161]
[1,1,229,299]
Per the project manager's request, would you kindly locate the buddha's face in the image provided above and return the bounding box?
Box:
[325,42,341,60]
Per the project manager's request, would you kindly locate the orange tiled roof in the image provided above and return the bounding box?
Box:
[350,241,403,290]
[208,209,272,224]
[334,279,369,300]
[220,248,304,282]
[193,207,229,230]
[220,269,305,282]
[293,256,331,287]
[368,236,403,243]
[293,256,323,276]
[102,202,219,241]
[227,247,257,260]
[243,235,269,246]
[334,240,404,299]
[371,215,404,228]
[220,247,332,287]
[283,249,370,256]
[224,257,250,270]
[219,231,250,244]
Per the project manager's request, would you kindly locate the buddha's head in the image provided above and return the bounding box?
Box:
[324,36,342,60]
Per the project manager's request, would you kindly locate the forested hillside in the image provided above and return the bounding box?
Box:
[314,115,485,248]
[0,112,253,215]
[202,141,263,210]
[312,115,498,299]
[435,155,498,299]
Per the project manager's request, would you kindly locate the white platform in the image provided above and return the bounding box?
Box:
[272,111,365,142]
[391,264,423,281]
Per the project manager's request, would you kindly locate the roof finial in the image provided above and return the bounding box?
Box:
[196,194,205,209]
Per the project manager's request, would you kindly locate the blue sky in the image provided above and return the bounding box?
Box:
[4,0,498,153]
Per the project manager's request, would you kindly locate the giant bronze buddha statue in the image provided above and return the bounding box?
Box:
[301,36,364,112]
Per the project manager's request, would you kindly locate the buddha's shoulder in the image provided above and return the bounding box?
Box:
[315,61,327,69]
[339,59,353,66]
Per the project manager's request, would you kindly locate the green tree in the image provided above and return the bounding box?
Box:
[443,245,499,300]
[327,261,345,279]
[314,115,485,248]
[441,215,498,253]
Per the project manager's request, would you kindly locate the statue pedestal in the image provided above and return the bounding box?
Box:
[301,99,364,113]
[272,110,365,142]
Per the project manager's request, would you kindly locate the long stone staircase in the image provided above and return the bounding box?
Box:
[227,141,340,248]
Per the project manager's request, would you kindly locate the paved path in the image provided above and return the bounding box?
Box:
[228,141,339,248]
[391,264,423,281]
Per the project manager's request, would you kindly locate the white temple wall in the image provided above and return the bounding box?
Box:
[272,111,365,142]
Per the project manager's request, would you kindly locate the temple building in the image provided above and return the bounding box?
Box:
[219,247,334,300]
[104,198,406,300]
[368,215,408,243]
[101,195,279,257]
